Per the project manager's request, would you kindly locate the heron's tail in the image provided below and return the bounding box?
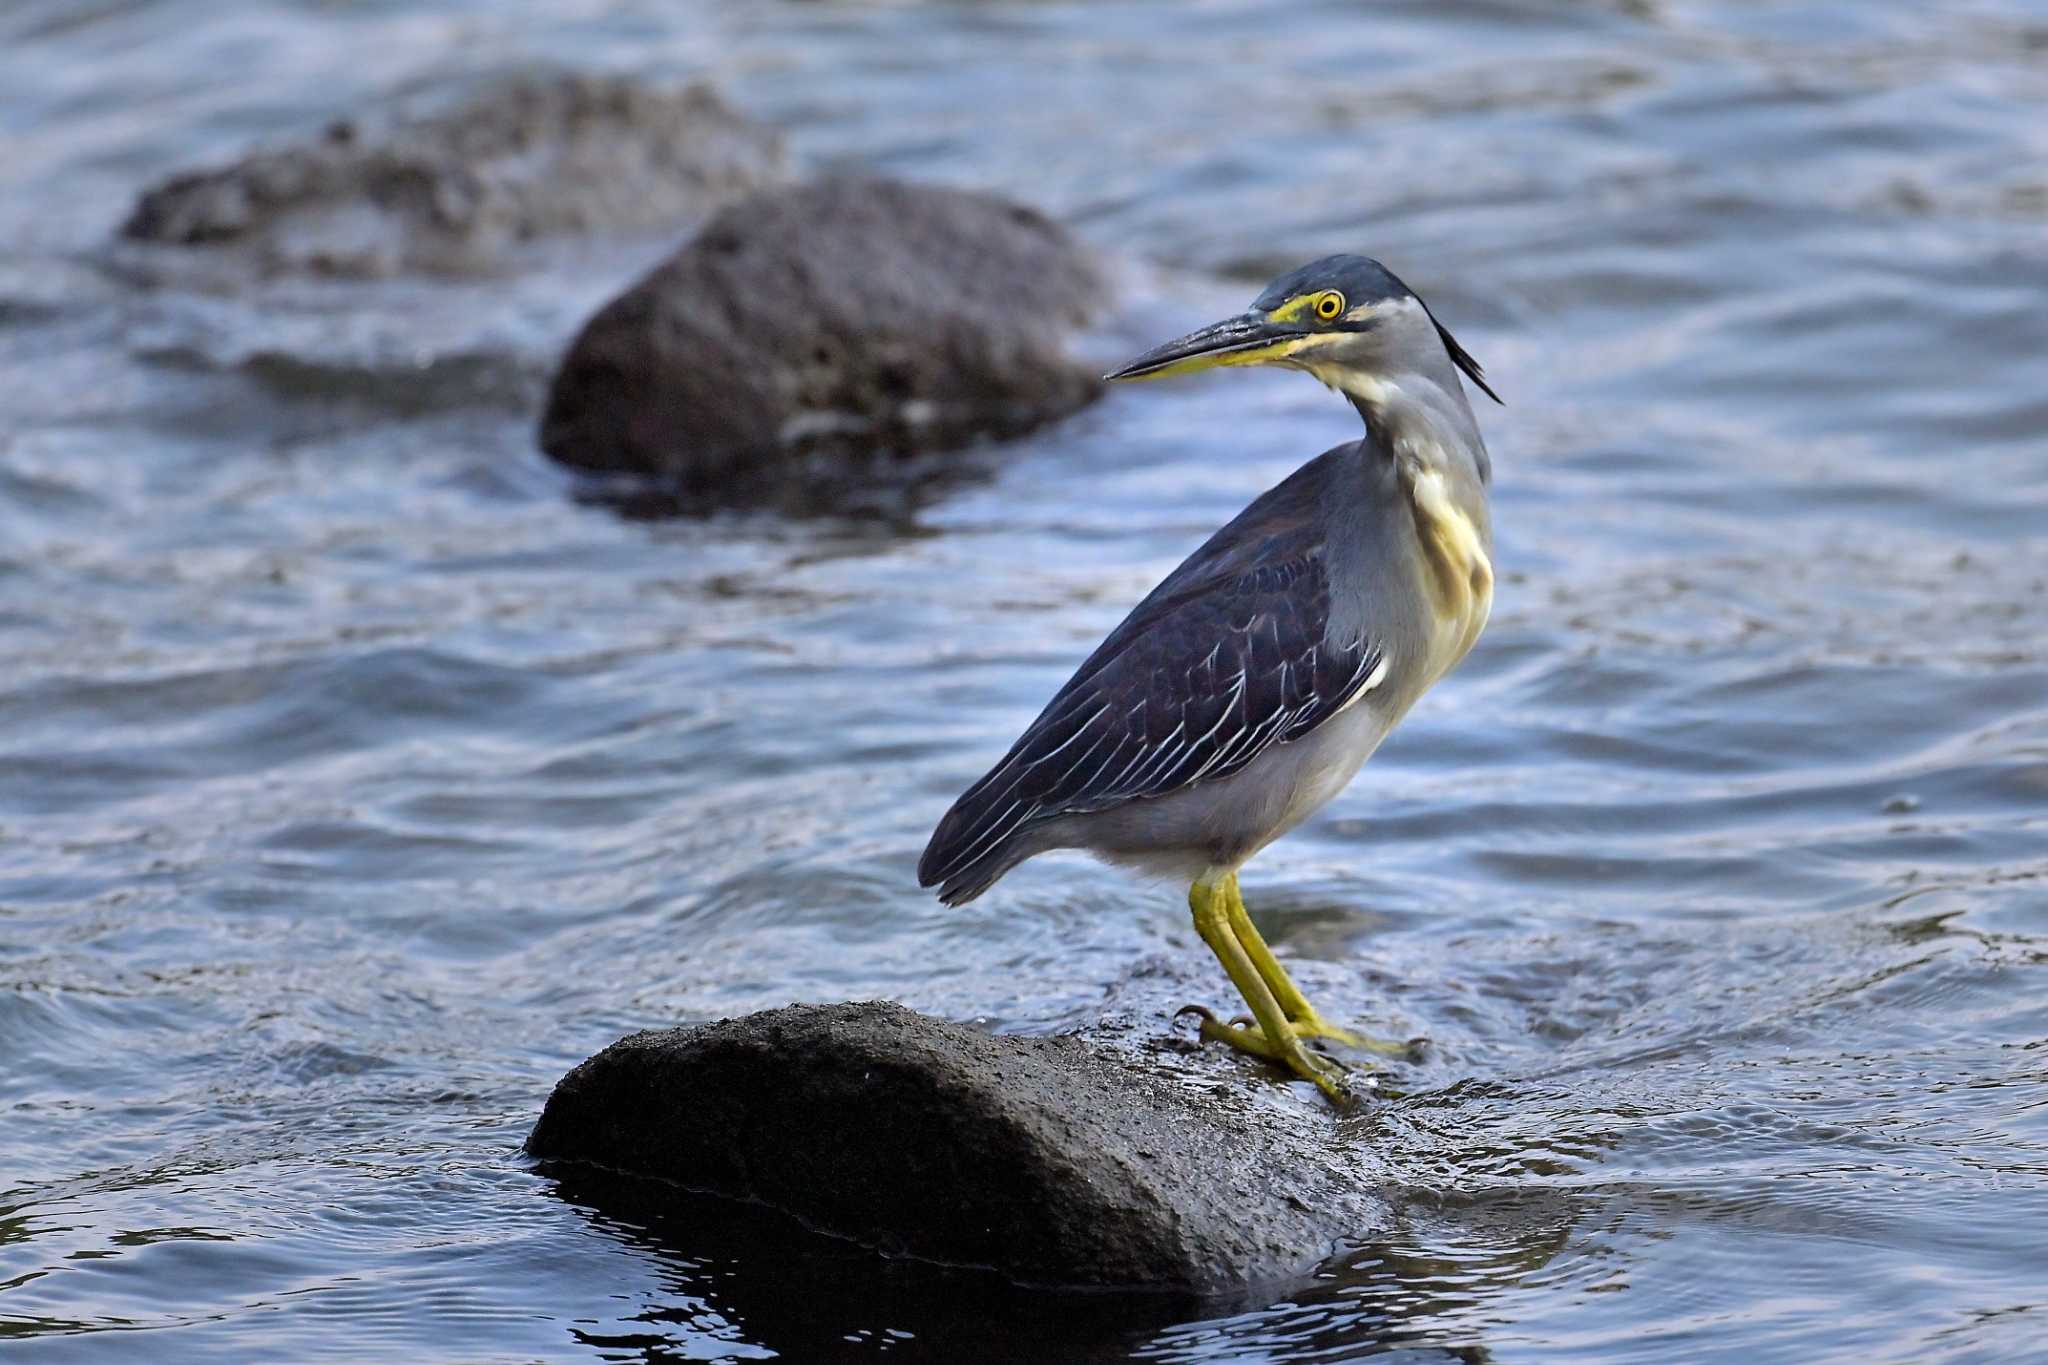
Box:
[918,800,1029,906]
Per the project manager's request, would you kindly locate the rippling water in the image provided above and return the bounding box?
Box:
[4,1,2046,1360]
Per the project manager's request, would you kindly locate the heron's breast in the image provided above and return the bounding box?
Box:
[1403,462,1494,684]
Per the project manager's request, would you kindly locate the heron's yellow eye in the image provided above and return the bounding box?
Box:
[1312,290,1345,322]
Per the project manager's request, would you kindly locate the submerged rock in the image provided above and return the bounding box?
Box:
[525,1000,1388,1293]
[536,177,1107,491]
[121,75,789,279]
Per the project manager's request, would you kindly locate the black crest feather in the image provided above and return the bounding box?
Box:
[1422,304,1503,406]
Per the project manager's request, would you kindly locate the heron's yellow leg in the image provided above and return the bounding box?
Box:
[1223,873,1418,1060]
[1188,877,1350,1104]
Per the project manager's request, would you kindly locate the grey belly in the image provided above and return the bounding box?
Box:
[1022,699,1399,885]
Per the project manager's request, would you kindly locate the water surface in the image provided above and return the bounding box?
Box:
[2,1,2046,1360]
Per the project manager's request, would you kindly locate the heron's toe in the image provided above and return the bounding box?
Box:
[1178,1005,1281,1061]
[1178,1006,1363,1105]
[1293,1012,1427,1062]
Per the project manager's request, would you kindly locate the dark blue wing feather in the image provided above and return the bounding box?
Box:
[919,448,1381,899]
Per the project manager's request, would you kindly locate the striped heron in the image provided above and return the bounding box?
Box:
[919,256,1502,1104]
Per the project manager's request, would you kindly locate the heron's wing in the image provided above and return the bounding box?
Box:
[919,450,1382,892]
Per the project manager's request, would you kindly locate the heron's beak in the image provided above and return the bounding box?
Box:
[1104,311,1311,382]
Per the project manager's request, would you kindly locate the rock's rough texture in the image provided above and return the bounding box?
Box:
[525,1001,1388,1293]
[536,177,1107,489]
[122,75,788,278]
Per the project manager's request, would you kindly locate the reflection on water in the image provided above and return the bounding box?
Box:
[545,1165,1192,1364]
[539,1162,1582,1365]
[3,0,2047,1360]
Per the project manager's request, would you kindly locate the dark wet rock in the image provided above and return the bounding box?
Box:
[525,1000,1388,1293]
[121,75,789,279]
[536,177,1107,491]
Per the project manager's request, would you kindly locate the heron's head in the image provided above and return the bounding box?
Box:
[1105,254,1500,408]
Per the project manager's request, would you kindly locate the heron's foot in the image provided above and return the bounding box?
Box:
[1175,1005,1358,1105]
[1180,1006,1427,1064]
[1289,1011,1428,1062]
[1209,1011,1414,1062]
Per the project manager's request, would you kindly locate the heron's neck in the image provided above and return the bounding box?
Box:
[1329,368,1490,490]
[1330,367,1497,676]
